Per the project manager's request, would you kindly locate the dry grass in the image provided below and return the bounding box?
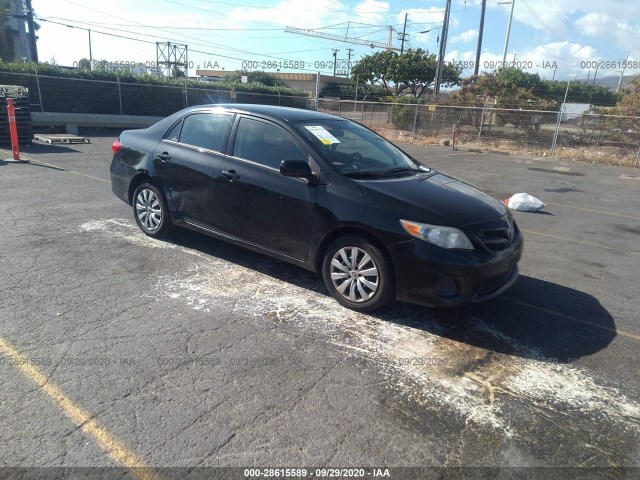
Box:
[367,125,640,168]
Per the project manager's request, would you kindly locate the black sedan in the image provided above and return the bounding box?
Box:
[110,104,522,312]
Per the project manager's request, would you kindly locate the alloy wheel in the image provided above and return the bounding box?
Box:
[135,188,162,231]
[329,246,379,303]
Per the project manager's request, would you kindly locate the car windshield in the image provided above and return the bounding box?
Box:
[293,119,427,178]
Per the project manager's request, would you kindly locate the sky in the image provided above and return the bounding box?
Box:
[31,0,640,83]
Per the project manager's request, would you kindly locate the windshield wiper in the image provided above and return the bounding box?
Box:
[342,171,381,178]
[342,166,424,179]
[372,166,423,176]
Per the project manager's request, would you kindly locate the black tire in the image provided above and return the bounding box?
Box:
[322,235,394,312]
[132,182,173,238]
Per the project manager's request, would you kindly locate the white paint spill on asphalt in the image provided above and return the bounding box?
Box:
[81,219,640,439]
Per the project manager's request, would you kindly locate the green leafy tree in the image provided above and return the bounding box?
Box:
[391,48,462,98]
[615,77,640,116]
[352,49,461,99]
[496,68,544,92]
[542,79,616,107]
[77,58,91,70]
[350,50,398,96]
[171,65,185,78]
[447,68,550,108]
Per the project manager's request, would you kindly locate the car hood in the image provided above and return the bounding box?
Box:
[358,172,508,228]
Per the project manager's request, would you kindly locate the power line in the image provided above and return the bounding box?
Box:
[43,10,329,69]
[37,17,332,74]
[53,1,395,62]
[518,0,565,44]
[171,0,413,15]
[539,0,585,40]
[490,0,576,71]
[463,0,473,54]
[49,22,394,31]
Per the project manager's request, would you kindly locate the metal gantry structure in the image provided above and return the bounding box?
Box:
[284,26,401,52]
[156,42,189,78]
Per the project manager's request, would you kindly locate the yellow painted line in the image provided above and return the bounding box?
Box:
[0,336,160,480]
[547,202,640,221]
[503,297,640,341]
[1,150,110,184]
[521,229,640,256]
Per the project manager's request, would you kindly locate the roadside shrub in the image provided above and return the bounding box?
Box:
[390,96,420,129]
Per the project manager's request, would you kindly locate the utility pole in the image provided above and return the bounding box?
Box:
[346,48,354,77]
[25,0,38,62]
[552,75,574,156]
[616,51,630,93]
[502,0,515,65]
[399,13,408,55]
[588,63,599,106]
[88,29,93,65]
[474,0,487,76]
[434,0,452,99]
[332,49,339,77]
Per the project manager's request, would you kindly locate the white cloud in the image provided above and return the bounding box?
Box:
[397,7,443,27]
[354,0,390,23]
[449,41,631,80]
[223,0,350,30]
[486,0,640,59]
[450,29,478,45]
[575,13,640,59]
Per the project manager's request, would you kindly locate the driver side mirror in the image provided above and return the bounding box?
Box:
[280,160,316,182]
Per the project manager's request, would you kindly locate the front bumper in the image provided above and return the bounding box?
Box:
[389,232,523,307]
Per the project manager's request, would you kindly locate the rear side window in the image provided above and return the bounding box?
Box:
[179,113,233,152]
[232,118,306,169]
[165,120,182,141]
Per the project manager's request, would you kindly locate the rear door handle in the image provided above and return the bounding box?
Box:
[221,169,240,180]
[156,152,171,161]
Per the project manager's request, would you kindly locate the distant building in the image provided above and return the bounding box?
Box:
[561,103,591,122]
[195,70,352,96]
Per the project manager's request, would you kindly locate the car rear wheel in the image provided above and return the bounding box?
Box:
[322,235,394,312]
[132,182,173,238]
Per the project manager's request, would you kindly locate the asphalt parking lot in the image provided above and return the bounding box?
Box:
[1,133,639,477]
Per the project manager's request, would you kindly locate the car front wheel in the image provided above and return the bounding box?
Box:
[322,235,394,312]
[132,182,173,238]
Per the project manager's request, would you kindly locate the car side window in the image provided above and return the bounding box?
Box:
[179,113,232,152]
[165,120,182,141]
[232,118,306,169]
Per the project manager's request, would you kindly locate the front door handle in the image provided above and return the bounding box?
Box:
[156,152,171,161]
[221,169,240,180]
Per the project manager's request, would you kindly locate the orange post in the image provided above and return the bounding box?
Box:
[5,98,26,163]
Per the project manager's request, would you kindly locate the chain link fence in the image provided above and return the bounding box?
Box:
[1,70,639,167]
[318,99,640,167]
[0,71,311,117]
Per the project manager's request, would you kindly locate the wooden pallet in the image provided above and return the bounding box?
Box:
[34,134,91,144]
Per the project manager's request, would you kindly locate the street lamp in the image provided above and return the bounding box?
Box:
[498,1,515,65]
[64,24,92,66]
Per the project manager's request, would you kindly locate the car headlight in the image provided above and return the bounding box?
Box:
[400,220,474,250]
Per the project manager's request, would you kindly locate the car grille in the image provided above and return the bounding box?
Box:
[472,221,517,252]
[476,267,515,297]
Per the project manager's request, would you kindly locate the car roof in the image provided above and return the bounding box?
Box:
[185,104,345,123]
[144,104,349,139]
